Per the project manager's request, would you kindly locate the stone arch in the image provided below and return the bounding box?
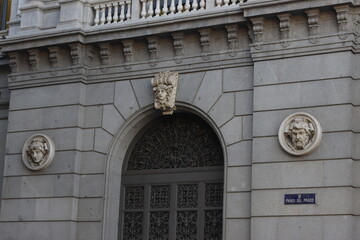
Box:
[102,103,228,240]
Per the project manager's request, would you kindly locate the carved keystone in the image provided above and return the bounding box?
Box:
[151,71,179,115]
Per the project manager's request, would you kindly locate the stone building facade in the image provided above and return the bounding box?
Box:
[0,0,359,239]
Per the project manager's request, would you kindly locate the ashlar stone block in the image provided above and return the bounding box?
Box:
[85,82,114,105]
[254,78,352,111]
[225,219,250,240]
[252,159,353,189]
[220,116,243,146]
[254,52,352,86]
[227,166,251,192]
[223,66,253,92]
[193,70,222,113]
[209,93,234,127]
[176,71,205,104]
[131,78,153,108]
[0,198,78,221]
[102,105,124,135]
[253,132,352,163]
[9,83,85,110]
[226,140,252,166]
[226,192,251,218]
[253,105,353,137]
[114,80,140,120]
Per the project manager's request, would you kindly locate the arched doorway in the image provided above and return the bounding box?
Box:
[118,113,224,239]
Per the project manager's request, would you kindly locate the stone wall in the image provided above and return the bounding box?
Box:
[0,0,359,239]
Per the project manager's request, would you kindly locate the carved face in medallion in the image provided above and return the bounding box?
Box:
[22,134,55,171]
[28,137,48,163]
[278,113,322,156]
[287,118,313,150]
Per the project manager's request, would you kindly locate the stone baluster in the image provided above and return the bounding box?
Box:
[141,0,147,19]
[185,0,190,12]
[100,4,106,24]
[126,0,132,19]
[155,0,161,16]
[224,0,229,6]
[177,0,183,13]
[106,3,113,24]
[170,0,176,14]
[192,0,198,11]
[120,2,125,21]
[216,0,222,7]
[113,2,119,22]
[148,0,154,17]
[94,5,100,25]
[230,0,236,6]
[199,0,205,9]
[163,0,168,14]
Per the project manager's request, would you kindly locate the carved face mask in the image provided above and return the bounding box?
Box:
[156,86,167,101]
[30,149,45,163]
[290,128,310,150]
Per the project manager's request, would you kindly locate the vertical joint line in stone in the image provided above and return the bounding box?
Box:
[225,24,239,57]
[250,17,265,50]
[305,9,320,44]
[198,28,212,61]
[171,32,185,64]
[146,36,160,67]
[277,13,292,48]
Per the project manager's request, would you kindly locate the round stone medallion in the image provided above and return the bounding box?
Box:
[278,112,322,156]
[22,134,55,171]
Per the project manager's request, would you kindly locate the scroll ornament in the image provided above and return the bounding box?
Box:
[151,71,179,115]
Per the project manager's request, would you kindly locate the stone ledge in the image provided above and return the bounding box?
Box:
[241,0,357,18]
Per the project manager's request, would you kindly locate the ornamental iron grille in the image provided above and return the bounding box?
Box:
[120,115,224,240]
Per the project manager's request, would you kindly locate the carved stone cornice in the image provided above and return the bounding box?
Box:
[98,42,111,72]
[334,5,350,40]
[171,32,185,64]
[225,24,239,57]
[250,17,265,50]
[122,39,134,70]
[146,36,159,67]
[48,46,61,75]
[305,9,320,44]
[277,13,291,48]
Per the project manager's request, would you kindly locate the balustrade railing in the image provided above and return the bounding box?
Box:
[215,0,245,7]
[94,0,132,25]
[92,0,247,25]
[140,0,205,19]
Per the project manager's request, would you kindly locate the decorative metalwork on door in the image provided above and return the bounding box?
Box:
[120,115,224,240]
